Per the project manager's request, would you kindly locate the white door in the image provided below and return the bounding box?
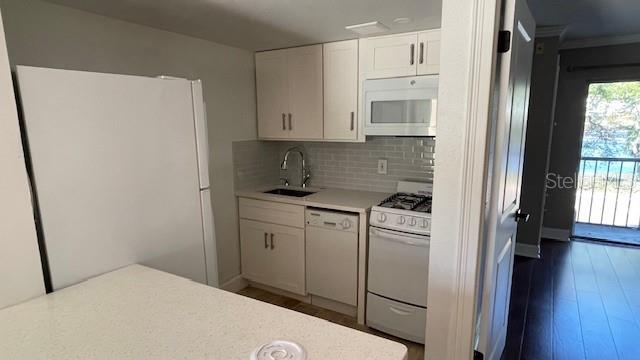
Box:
[417,30,441,75]
[256,49,289,139]
[477,0,535,359]
[239,219,272,285]
[368,227,430,307]
[323,40,358,140]
[269,223,306,295]
[361,33,418,79]
[17,67,207,290]
[287,45,323,140]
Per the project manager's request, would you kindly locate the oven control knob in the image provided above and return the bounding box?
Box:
[421,219,429,228]
[397,216,406,225]
[341,219,352,230]
[409,217,417,226]
[377,213,387,223]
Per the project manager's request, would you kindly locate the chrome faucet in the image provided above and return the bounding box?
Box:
[280,146,311,188]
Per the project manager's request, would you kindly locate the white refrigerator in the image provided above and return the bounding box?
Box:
[16,66,218,291]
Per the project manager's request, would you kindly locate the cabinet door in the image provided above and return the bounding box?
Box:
[239,219,272,285]
[417,30,441,75]
[361,33,418,79]
[269,223,306,295]
[256,49,289,139]
[323,40,359,141]
[286,45,323,140]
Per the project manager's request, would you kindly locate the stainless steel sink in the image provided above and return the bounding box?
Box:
[263,188,315,197]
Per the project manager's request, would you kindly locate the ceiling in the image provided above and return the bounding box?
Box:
[44,0,442,51]
[528,0,640,40]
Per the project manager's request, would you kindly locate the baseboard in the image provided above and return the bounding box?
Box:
[247,281,311,303]
[220,275,248,293]
[515,243,540,259]
[311,295,357,317]
[541,227,571,241]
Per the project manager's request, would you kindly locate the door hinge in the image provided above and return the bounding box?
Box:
[474,350,484,360]
[497,30,511,53]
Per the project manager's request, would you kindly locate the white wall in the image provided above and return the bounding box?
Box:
[0,7,45,309]
[0,0,257,284]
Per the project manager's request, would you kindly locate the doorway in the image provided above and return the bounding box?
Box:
[573,81,640,246]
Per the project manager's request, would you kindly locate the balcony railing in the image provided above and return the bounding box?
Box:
[575,157,640,229]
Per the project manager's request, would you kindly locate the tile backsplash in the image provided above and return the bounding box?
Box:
[231,140,280,190]
[232,137,435,193]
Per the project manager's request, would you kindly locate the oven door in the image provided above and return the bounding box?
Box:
[368,227,430,307]
[364,75,438,136]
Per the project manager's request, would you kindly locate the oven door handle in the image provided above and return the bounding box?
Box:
[370,228,430,247]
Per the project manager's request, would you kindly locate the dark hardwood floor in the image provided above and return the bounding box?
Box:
[503,239,640,360]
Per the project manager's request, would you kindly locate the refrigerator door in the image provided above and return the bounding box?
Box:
[200,189,219,287]
[191,80,210,189]
[17,66,207,290]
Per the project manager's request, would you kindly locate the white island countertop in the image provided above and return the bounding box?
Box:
[0,265,407,360]
[236,185,391,214]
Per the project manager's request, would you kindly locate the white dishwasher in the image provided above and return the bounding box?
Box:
[305,208,359,306]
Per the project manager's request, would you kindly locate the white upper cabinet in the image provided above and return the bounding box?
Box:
[417,29,441,75]
[323,40,359,141]
[287,45,323,140]
[360,33,418,79]
[256,45,323,140]
[255,29,440,142]
[255,49,289,139]
[360,29,441,80]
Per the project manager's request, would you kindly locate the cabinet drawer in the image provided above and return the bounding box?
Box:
[366,292,426,344]
[239,197,305,228]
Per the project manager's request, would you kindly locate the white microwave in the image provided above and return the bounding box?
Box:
[363,75,438,136]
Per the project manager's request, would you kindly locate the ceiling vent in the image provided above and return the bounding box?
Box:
[345,21,389,35]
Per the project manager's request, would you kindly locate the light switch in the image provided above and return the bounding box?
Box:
[377,159,388,174]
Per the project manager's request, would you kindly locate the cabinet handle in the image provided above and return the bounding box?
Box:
[419,42,425,64]
[410,44,415,65]
[288,113,292,131]
[350,112,355,131]
[282,113,286,130]
[264,232,268,249]
[270,233,274,249]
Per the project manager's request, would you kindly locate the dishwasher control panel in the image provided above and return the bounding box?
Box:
[305,208,359,233]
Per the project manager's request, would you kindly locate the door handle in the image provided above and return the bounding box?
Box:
[288,113,292,131]
[264,232,268,248]
[419,42,425,64]
[410,44,415,65]
[270,233,275,249]
[515,209,530,223]
[389,305,414,316]
[350,111,355,131]
[282,113,286,130]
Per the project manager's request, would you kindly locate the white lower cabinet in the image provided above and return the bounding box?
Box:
[239,218,306,295]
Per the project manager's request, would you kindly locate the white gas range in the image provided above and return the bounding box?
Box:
[366,181,432,344]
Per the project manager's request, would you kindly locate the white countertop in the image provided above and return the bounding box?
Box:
[236,185,391,213]
[0,265,407,360]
